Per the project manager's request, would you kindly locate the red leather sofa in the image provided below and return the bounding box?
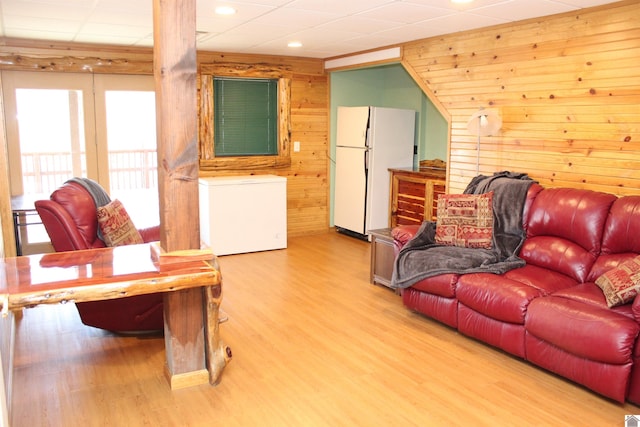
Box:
[393,183,640,404]
[34,181,164,333]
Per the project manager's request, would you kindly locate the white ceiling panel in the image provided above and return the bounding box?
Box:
[250,8,340,29]
[287,0,396,15]
[0,0,622,58]
[317,16,405,35]
[356,3,455,25]
[418,11,509,32]
[472,0,577,22]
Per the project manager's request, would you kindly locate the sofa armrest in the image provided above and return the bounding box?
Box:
[139,225,160,243]
[392,224,421,254]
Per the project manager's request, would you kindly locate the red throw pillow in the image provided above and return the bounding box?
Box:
[96,199,144,247]
[435,192,493,249]
[595,256,640,307]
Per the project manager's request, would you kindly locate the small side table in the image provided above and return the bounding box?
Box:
[11,193,47,256]
[368,228,397,292]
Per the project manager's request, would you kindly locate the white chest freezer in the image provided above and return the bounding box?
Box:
[199,175,287,256]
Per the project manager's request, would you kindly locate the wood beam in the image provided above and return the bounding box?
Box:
[152,0,207,388]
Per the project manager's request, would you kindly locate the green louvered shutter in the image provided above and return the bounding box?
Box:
[214,77,278,156]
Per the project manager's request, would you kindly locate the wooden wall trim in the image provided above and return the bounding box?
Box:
[197,63,292,170]
[0,74,15,258]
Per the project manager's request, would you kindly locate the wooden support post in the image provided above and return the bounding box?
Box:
[204,257,232,385]
[153,0,228,389]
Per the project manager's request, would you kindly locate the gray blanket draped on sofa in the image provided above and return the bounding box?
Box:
[391,171,536,289]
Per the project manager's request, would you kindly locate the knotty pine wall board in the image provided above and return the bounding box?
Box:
[402,0,639,195]
[0,43,329,237]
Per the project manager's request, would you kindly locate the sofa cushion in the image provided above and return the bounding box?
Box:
[435,192,493,249]
[551,283,635,320]
[526,296,639,365]
[595,256,640,307]
[503,263,579,294]
[456,272,543,324]
[600,196,640,255]
[523,188,616,283]
[586,195,640,282]
[96,199,144,247]
[409,273,459,298]
[519,236,596,286]
[526,188,616,253]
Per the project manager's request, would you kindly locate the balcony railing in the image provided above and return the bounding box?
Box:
[21,149,158,195]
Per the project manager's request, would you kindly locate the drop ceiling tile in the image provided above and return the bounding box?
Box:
[403,0,513,11]
[251,37,339,58]
[251,7,341,29]
[286,28,365,48]
[79,22,151,39]
[84,11,151,28]
[547,0,617,6]
[220,0,291,6]
[421,11,509,32]
[377,22,455,42]
[91,0,152,14]
[356,2,454,24]
[196,1,275,21]
[473,0,576,22]
[209,23,293,44]
[316,16,405,34]
[287,0,396,15]
[1,2,94,20]
[3,15,83,33]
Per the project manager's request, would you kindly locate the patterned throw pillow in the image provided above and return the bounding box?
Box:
[434,192,494,249]
[96,199,144,247]
[595,256,640,307]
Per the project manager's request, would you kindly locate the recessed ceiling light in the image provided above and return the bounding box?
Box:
[215,6,237,15]
[288,41,302,48]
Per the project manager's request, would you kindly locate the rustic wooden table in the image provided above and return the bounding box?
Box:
[0,242,231,417]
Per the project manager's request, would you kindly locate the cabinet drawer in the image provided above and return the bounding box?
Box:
[390,170,446,227]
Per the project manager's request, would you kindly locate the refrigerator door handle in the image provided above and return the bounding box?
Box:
[364,149,369,174]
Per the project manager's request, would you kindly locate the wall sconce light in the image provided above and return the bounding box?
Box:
[466,108,502,174]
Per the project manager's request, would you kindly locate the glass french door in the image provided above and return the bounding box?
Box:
[2,71,158,253]
[94,74,158,228]
[3,71,97,197]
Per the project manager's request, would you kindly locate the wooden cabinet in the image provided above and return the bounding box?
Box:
[389,168,446,227]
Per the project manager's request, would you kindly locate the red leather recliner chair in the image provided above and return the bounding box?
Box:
[34,181,164,333]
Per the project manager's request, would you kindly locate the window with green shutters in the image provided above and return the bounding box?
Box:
[214,77,278,157]
[198,67,291,171]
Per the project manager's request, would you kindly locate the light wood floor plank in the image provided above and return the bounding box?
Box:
[10,231,640,426]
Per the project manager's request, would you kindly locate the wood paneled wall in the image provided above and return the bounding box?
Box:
[402,0,640,195]
[196,52,329,237]
[0,41,329,237]
[0,0,635,242]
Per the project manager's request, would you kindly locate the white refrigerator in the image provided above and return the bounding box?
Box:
[334,106,416,238]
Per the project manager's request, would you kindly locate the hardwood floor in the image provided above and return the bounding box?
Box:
[10,231,640,426]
